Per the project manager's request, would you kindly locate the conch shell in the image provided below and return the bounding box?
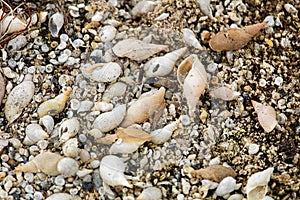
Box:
[37,88,71,118]
[151,120,179,144]
[121,87,165,127]
[144,47,187,77]
[14,152,63,176]
[177,54,207,117]
[209,21,268,51]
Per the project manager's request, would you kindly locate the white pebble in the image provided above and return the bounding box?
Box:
[90,160,100,169]
[215,177,236,196]
[248,143,259,155]
[280,38,291,48]
[262,196,275,200]
[180,115,191,126]
[209,157,220,166]
[99,25,117,42]
[228,194,244,200]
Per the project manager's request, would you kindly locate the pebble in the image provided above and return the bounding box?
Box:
[180,115,191,126]
[215,177,236,196]
[181,178,191,195]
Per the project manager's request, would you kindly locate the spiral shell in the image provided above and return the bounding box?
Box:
[177,54,207,117]
[59,117,80,142]
[57,157,79,177]
[23,124,49,145]
[151,120,179,145]
[62,138,79,157]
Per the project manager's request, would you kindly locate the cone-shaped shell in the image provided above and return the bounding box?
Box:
[151,120,179,144]
[210,87,240,101]
[99,155,132,188]
[121,87,165,127]
[23,124,49,145]
[4,75,35,124]
[37,88,71,118]
[0,14,27,35]
[137,187,162,200]
[251,100,277,133]
[144,47,187,77]
[177,54,207,117]
[209,21,268,51]
[112,38,168,61]
[14,152,63,176]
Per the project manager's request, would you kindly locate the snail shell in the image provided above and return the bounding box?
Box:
[23,124,49,145]
[151,120,179,145]
[39,115,55,134]
[57,157,79,177]
[48,12,64,37]
[137,187,162,200]
[59,117,80,142]
[209,21,268,51]
[62,138,79,157]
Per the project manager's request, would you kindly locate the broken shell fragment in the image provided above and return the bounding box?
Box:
[121,87,165,127]
[209,21,268,51]
[246,167,274,200]
[151,120,179,145]
[177,54,207,117]
[14,152,63,176]
[59,117,80,142]
[190,165,236,183]
[48,12,64,37]
[109,127,152,154]
[210,87,240,101]
[82,62,122,82]
[144,47,187,77]
[137,187,162,200]
[183,29,202,50]
[197,0,213,18]
[92,104,126,133]
[99,155,132,188]
[130,1,157,17]
[251,100,277,133]
[102,82,127,101]
[112,38,168,61]
[37,88,71,118]
[23,124,49,145]
[4,74,35,124]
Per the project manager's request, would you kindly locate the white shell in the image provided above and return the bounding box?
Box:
[215,177,236,196]
[177,54,207,117]
[59,117,80,142]
[4,75,35,124]
[0,12,27,35]
[151,120,179,144]
[62,138,79,157]
[57,157,79,177]
[23,124,49,145]
[99,155,132,188]
[102,82,127,101]
[82,62,122,83]
[197,0,213,18]
[246,167,274,200]
[92,104,126,133]
[183,29,202,50]
[99,25,117,42]
[48,12,64,37]
[46,193,81,200]
[210,87,240,101]
[144,47,187,77]
[39,115,54,134]
[109,139,144,154]
[137,187,162,200]
[130,1,157,17]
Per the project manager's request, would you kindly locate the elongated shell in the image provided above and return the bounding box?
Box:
[23,124,49,145]
[177,54,207,117]
[92,104,126,132]
[82,62,122,82]
[183,29,202,50]
[59,117,80,142]
[144,47,187,77]
[210,87,240,101]
[137,187,162,200]
[14,152,63,176]
[151,120,179,144]
[121,87,165,127]
[112,38,168,61]
[48,12,64,37]
[99,155,132,188]
[4,74,35,124]
[251,100,277,133]
[109,127,152,154]
[0,14,27,35]
[246,167,274,200]
[190,165,236,183]
[209,21,268,51]
[0,72,5,105]
[102,82,127,101]
[37,88,71,118]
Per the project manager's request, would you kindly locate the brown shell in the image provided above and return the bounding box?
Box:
[190,165,236,183]
[209,21,267,51]
[116,127,152,143]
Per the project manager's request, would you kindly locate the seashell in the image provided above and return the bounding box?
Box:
[215,177,236,196]
[77,100,94,113]
[99,25,117,42]
[144,47,187,77]
[284,3,298,14]
[190,165,236,183]
[57,157,79,177]
[112,38,168,61]
[82,62,122,83]
[137,187,162,200]
[39,115,54,134]
[37,88,71,118]
[246,167,274,200]
[183,29,202,50]
[99,155,132,188]
[197,0,213,18]
[0,12,27,35]
[14,152,63,176]
[96,133,118,145]
[38,11,48,24]
[121,87,165,127]
[92,102,113,112]
[102,82,127,101]
[130,1,157,17]
[59,117,80,142]
[109,127,152,154]
[209,21,268,51]
[92,104,126,133]
[62,138,79,157]
[251,100,277,133]
[48,12,64,37]
[210,87,240,101]
[4,74,35,124]
[151,120,179,145]
[177,54,207,117]
[23,124,49,145]
[45,193,81,200]
[0,72,5,105]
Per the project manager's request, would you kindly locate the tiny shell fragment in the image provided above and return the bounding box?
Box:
[190,165,236,183]
[210,87,240,101]
[251,100,277,133]
[131,1,157,17]
[209,21,268,51]
[46,193,81,200]
[112,38,168,61]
